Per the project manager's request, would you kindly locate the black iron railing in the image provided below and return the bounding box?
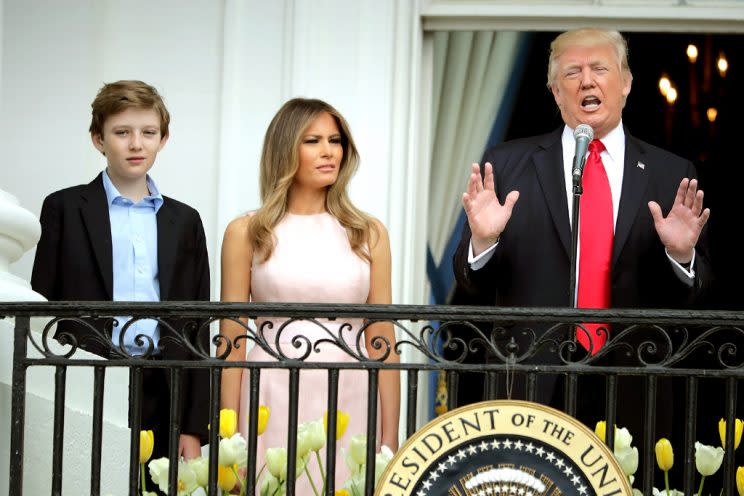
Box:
[3,302,744,496]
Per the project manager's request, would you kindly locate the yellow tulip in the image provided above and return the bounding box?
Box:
[258,405,270,435]
[218,464,238,491]
[719,418,744,449]
[655,438,674,471]
[139,430,154,464]
[219,408,237,438]
[336,411,350,439]
[736,466,744,496]
[335,490,351,496]
[595,421,606,443]
[324,410,351,440]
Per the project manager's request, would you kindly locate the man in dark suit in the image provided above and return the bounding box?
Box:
[31,81,210,471]
[453,28,711,437]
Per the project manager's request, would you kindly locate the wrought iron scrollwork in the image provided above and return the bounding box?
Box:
[14,306,744,370]
[31,315,211,360]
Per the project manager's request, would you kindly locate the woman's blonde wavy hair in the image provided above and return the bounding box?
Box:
[249,98,377,263]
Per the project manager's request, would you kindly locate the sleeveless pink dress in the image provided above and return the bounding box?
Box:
[238,212,380,494]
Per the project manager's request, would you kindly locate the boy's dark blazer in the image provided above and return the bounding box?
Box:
[31,172,211,439]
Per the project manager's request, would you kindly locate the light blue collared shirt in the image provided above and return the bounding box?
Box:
[102,170,164,354]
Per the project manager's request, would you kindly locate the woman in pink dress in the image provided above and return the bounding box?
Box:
[218,98,400,494]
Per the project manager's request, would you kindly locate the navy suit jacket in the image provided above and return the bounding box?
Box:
[454,127,712,310]
[31,172,211,438]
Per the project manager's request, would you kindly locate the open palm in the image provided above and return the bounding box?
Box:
[648,178,710,263]
[462,162,520,255]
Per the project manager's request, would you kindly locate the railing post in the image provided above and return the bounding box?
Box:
[285,368,301,496]
[207,366,222,496]
[325,368,339,495]
[723,377,737,496]
[244,368,260,496]
[168,367,184,482]
[364,369,379,496]
[90,366,106,496]
[683,376,698,495]
[129,367,143,496]
[642,375,658,496]
[9,315,29,496]
[406,370,418,438]
[51,365,68,495]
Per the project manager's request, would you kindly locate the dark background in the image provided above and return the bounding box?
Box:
[505,31,744,310]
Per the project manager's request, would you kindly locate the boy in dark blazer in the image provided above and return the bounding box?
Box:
[31,80,210,469]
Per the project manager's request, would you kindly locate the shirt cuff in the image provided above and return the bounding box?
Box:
[468,239,499,271]
[666,248,695,286]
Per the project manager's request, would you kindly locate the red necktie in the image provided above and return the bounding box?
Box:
[577,139,612,354]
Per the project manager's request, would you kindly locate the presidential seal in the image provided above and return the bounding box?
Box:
[376,400,630,496]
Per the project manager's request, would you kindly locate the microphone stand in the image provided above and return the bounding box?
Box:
[566,156,585,416]
[568,162,584,308]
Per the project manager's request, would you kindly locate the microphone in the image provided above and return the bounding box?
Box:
[572,124,594,182]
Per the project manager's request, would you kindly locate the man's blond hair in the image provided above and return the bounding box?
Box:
[547,28,632,89]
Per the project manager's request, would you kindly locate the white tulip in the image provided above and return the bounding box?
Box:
[652,488,684,496]
[146,457,202,495]
[218,432,247,466]
[615,446,639,477]
[266,447,288,479]
[298,452,311,477]
[264,446,309,480]
[187,456,209,487]
[297,419,324,457]
[614,427,633,451]
[349,434,367,466]
[148,458,170,492]
[176,459,199,495]
[694,441,724,476]
[375,445,394,483]
[304,419,326,452]
[261,472,286,496]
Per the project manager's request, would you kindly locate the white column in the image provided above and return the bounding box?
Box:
[0,186,44,496]
[0,189,44,301]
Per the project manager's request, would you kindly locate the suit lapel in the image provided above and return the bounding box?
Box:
[79,173,114,299]
[612,132,649,268]
[157,198,178,301]
[534,130,571,259]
